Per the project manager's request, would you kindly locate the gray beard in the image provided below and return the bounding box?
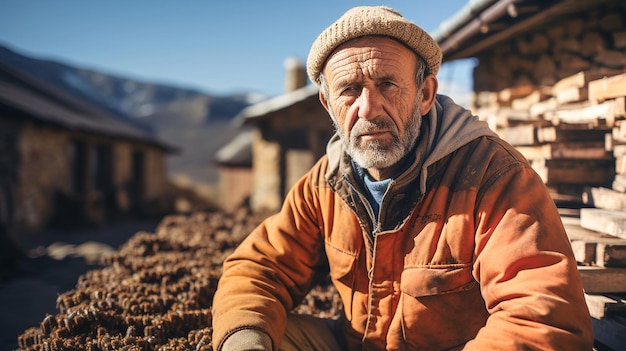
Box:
[331,103,423,170]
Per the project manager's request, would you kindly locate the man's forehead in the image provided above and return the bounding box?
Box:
[324,37,416,77]
[330,36,411,58]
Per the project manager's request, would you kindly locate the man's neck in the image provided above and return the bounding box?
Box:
[367,164,401,181]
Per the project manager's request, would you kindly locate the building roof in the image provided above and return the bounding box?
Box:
[0,61,177,152]
[233,84,320,126]
[214,129,253,167]
[432,0,615,61]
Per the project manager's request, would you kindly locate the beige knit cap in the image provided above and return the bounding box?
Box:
[306,6,442,85]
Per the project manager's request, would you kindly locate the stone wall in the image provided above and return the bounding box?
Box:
[142,145,170,214]
[218,166,253,213]
[250,102,334,213]
[251,128,283,212]
[15,124,71,231]
[13,122,171,233]
[111,141,170,215]
[1,118,21,238]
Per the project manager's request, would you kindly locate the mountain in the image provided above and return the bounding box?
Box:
[0,45,266,189]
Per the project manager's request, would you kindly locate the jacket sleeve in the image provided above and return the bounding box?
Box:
[464,160,594,350]
[211,169,326,351]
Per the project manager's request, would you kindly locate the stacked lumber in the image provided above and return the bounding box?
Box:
[476,70,626,349]
[575,74,626,349]
[562,211,626,350]
[476,69,626,207]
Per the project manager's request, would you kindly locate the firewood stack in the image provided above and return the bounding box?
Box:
[15,207,342,351]
[474,70,626,349]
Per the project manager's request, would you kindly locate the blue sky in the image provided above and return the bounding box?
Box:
[0,0,475,103]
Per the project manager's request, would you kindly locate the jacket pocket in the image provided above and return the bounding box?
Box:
[396,264,483,349]
[325,243,357,280]
[400,264,475,297]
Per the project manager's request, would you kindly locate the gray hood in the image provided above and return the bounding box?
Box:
[418,94,498,192]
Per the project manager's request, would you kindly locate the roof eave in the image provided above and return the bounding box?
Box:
[232,84,319,127]
[434,0,616,62]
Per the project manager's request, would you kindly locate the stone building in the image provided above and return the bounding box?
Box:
[0,62,176,234]
[228,58,334,213]
[214,129,254,212]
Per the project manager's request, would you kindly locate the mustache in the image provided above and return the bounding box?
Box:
[351,117,397,139]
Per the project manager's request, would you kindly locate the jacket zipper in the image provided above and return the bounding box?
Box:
[344,174,395,345]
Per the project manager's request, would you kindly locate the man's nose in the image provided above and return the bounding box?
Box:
[356,88,383,120]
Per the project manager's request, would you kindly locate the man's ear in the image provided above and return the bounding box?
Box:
[319,89,330,112]
[419,75,438,115]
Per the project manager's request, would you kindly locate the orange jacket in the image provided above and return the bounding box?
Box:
[212,95,593,350]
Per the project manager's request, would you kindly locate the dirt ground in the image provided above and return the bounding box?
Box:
[0,219,161,351]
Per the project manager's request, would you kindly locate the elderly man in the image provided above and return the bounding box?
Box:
[212,6,593,351]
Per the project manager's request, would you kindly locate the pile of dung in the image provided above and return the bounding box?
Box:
[15,208,342,351]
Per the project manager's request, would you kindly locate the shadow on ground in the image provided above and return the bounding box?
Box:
[0,219,161,351]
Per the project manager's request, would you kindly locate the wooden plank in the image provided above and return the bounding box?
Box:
[614,144,626,157]
[562,216,623,242]
[555,86,587,104]
[584,293,626,319]
[577,265,626,293]
[553,71,588,92]
[537,126,610,143]
[606,132,615,153]
[613,174,626,192]
[532,159,615,186]
[532,165,586,185]
[552,71,605,91]
[583,187,626,211]
[529,97,558,118]
[500,124,537,146]
[598,243,626,267]
[563,216,626,267]
[545,100,619,126]
[498,85,536,104]
[613,96,626,120]
[581,208,626,239]
[612,118,626,143]
[516,141,610,160]
[571,240,596,265]
[605,132,624,153]
[589,72,626,102]
[503,109,536,123]
[552,70,624,92]
[511,90,547,111]
[558,208,581,218]
[550,188,584,208]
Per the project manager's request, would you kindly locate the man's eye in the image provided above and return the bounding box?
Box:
[341,87,360,96]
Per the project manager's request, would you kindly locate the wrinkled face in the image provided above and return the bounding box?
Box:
[321,36,424,172]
